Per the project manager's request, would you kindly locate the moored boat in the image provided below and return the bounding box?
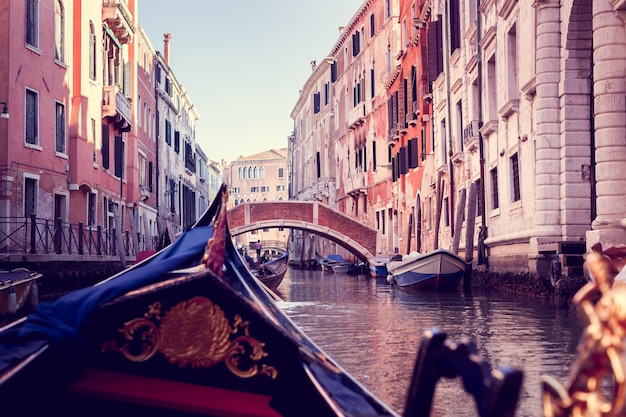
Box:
[250,250,289,291]
[368,256,391,278]
[316,253,355,274]
[0,268,40,316]
[386,248,467,291]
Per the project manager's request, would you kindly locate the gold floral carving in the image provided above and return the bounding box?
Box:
[102,296,278,379]
[542,243,626,417]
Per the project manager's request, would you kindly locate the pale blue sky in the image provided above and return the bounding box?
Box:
[138,1,364,163]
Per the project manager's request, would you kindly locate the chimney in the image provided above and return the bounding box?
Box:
[164,33,171,65]
[339,26,345,34]
[311,60,317,71]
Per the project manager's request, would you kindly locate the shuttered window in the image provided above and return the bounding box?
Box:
[102,125,109,169]
[408,138,418,168]
[25,89,39,145]
[114,135,124,178]
[24,177,37,217]
[26,0,38,47]
[55,102,66,153]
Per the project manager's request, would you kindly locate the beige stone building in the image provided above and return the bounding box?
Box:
[225,149,290,257]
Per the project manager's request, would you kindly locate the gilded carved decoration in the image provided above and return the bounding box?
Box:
[102,296,278,380]
[542,243,626,417]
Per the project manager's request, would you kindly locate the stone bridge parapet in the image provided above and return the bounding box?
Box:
[227,201,377,261]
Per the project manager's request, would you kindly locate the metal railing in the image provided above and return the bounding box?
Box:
[0,216,158,257]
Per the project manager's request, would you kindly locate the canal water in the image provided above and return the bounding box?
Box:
[276,268,584,417]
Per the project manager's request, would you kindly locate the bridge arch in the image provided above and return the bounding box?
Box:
[227,201,377,262]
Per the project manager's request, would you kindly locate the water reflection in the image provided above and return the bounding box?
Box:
[278,269,583,416]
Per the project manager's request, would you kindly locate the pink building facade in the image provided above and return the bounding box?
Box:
[0,0,206,260]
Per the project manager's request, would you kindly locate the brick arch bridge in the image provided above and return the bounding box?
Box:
[227,201,377,262]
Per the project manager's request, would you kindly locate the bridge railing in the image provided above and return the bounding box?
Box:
[0,216,158,258]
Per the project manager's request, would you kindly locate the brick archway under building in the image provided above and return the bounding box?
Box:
[227,201,377,262]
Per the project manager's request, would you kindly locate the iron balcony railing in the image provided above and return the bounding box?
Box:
[0,216,159,257]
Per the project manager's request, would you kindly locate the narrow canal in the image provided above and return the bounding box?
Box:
[277,268,584,417]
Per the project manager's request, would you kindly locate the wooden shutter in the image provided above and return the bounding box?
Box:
[399,147,407,175]
[148,161,153,192]
[372,140,377,170]
[102,125,110,169]
[114,135,123,178]
[408,138,418,168]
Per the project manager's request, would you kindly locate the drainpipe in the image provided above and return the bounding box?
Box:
[477,3,486,224]
[444,0,455,239]
[155,62,160,230]
[589,38,596,223]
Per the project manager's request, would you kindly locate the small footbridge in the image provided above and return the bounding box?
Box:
[227,201,377,262]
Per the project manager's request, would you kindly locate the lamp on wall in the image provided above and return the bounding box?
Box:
[0,102,8,119]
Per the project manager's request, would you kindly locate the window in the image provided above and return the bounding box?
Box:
[114,135,124,178]
[26,0,39,48]
[370,13,375,37]
[490,167,499,210]
[276,185,285,191]
[250,187,259,193]
[102,125,109,169]
[88,192,97,226]
[278,168,284,178]
[25,89,38,146]
[443,197,450,227]
[54,0,65,62]
[165,120,171,145]
[261,186,269,192]
[91,118,97,162]
[511,153,521,202]
[89,22,96,80]
[139,154,147,188]
[24,176,38,217]
[352,31,360,56]
[55,101,66,153]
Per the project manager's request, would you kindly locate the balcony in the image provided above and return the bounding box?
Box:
[463,120,480,152]
[102,0,134,44]
[348,102,366,129]
[103,85,132,132]
[345,170,367,197]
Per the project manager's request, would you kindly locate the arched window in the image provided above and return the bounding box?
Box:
[259,166,265,179]
[238,167,243,178]
[247,167,252,178]
[253,166,258,179]
[89,21,96,80]
[54,1,65,62]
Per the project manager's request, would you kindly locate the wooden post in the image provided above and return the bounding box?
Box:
[464,183,478,291]
[451,188,466,254]
[465,182,477,263]
[128,207,139,256]
[143,216,152,250]
[434,172,444,249]
[113,205,126,268]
